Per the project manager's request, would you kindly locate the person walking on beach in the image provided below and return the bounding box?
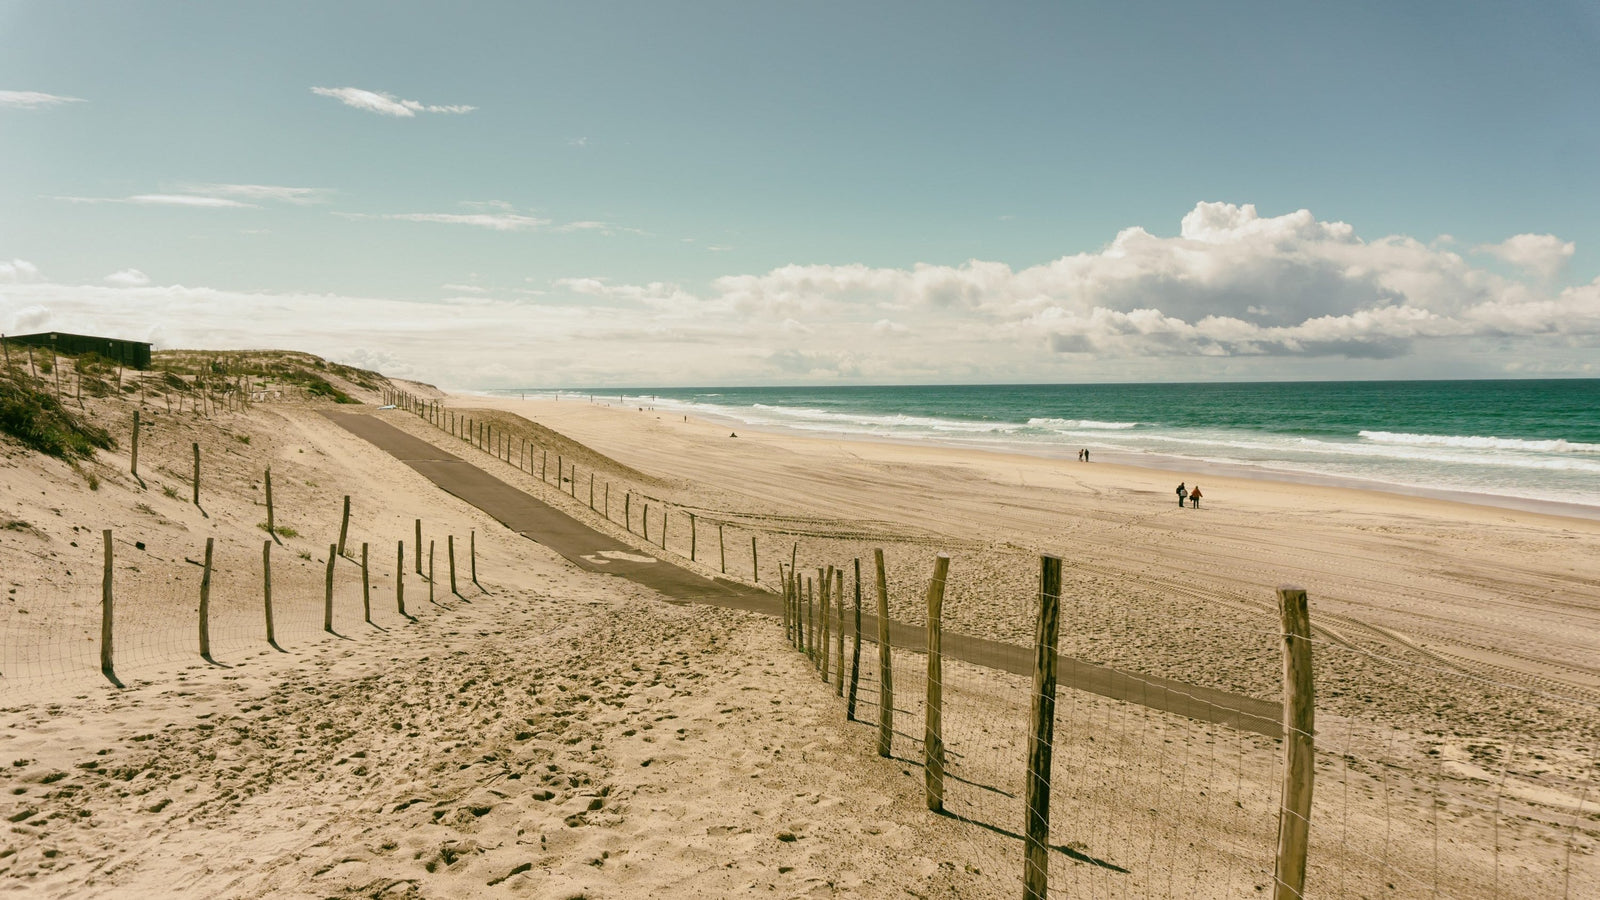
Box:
[1083,448,1090,462]
[1176,482,1187,507]
[1189,484,1202,508]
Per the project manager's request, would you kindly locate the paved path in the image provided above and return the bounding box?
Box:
[326,411,1282,738]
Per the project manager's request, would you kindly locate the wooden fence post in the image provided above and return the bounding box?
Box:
[265,468,274,539]
[130,410,140,478]
[199,537,214,658]
[848,558,863,720]
[429,541,436,604]
[1274,586,1316,900]
[806,577,816,658]
[323,544,337,632]
[338,495,351,557]
[834,569,846,696]
[263,539,276,645]
[1024,555,1064,900]
[624,493,631,531]
[415,519,423,574]
[820,567,832,680]
[718,523,726,573]
[100,530,114,675]
[751,536,759,583]
[470,529,478,587]
[396,540,406,616]
[192,442,201,507]
[643,504,650,542]
[925,552,950,812]
[689,513,697,561]
[448,535,458,595]
[589,474,595,510]
[542,450,547,481]
[604,482,610,520]
[361,542,371,623]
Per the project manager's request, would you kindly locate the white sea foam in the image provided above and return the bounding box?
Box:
[1359,431,1600,454]
[1025,417,1139,430]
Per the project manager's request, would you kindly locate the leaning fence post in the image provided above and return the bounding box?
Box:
[361,542,371,623]
[1024,555,1064,900]
[100,529,115,675]
[448,534,458,595]
[848,558,864,718]
[396,540,406,616]
[323,544,336,632]
[1274,586,1316,900]
[875,549,894,757]
[192,442,201,507]
[338,495,351,557]
[199,537,214,658]
[263,539,276,644]
[924,552,950,812]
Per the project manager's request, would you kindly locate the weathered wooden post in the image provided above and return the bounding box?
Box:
[604,482,610,520]
[1024,555,1064,900]
[751,536,759,583]
[819,567,832,679]
[806,577,816,658]
[337,495,351,557]
[718,523,726,573]
[395,540,406,616]
[589,473,595,510]
[659,508,668,549]
[192,442,201,507]
[470,529,479,587]
[848,558,864,719]
[264,467,275,539]
[448,534,458,595]
[1275,586,1316,900]
[689,513,697,561]
[925,552,950,812]
[429,541,436,604]
[624,493,632,531]
[100,530,115,675]
[199,537,214,658]
[130,410,140,478]
[361,542,371,623]
[542,450,548,481]
[263,539,276,644]
[323,544,337,632]
[643,503,650,542]
[415,519,423,574]
[834,569,846,696]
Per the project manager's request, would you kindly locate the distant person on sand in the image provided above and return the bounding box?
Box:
[1077,449,1084,461]
[1189,485,1202,508]
[1084,448,1089,462]
[1176,482,1187,507]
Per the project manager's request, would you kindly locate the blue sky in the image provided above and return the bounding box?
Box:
[3,2,1598,386]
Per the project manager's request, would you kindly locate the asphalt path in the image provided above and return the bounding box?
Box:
[326,411,1282,738]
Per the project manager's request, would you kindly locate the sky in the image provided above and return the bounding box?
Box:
[3,1,1599,388]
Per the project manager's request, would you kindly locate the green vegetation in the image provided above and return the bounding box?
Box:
[162,485,179,500]
[0,372,116,459]
[257,522,298,538]
[304,376,358,404]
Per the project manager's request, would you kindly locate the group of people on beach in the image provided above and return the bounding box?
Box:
[1176,481,1202,508]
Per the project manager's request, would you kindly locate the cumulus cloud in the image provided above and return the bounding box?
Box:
[0,90,85,109]
[104,269,150,287]
[311,86,475,117]
[3,204,1596,386]
[1475,233,1575,280]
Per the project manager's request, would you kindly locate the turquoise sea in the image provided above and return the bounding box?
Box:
[511,381,1600,515]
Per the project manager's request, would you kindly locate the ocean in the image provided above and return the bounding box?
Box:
[505,380,1600,516]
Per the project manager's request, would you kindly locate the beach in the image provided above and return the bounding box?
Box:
[2,367,1597,897]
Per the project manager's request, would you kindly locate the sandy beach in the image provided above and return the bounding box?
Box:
[2,363,1597,898]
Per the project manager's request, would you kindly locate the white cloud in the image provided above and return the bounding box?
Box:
[104,269,150,287]
[178,183,330,205]
[0,259,43,282]
[1475,233,1575,280]
[346,212,550,231]
[0,90,85,109]
[441,283,487,294]
[54,193,255,208]
[4,204,1595,386]
[311,86,475,117]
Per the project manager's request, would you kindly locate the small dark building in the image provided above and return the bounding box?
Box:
[6,332,152,370]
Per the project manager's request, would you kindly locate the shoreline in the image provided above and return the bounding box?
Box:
[470,388,1600,525]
